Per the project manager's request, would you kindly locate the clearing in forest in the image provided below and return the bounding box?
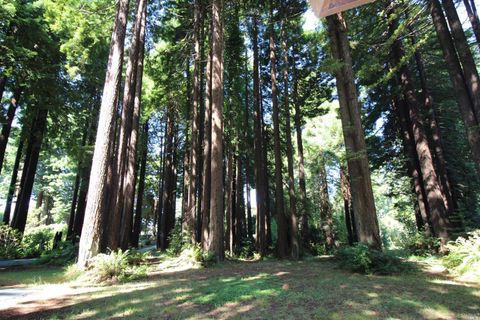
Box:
[0,257,479,320]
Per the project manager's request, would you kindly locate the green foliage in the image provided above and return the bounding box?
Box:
[403,233,441,256]
[90,249,149,282]
[336,243,412,275]
[179,243,216,268]
[127,250,150,266]
[442,230,480,277]
[238,238,256,259]
[0,225,22,259]
[166,222,190,257]
[39,241,77,266]
[21,225,57,258]
[309,241,329,256]
[91,249,130,281]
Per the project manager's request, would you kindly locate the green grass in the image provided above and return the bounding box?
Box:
[2,257,480,319]
[0,266,69,286]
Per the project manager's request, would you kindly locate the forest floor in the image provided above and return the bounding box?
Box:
[0,256,479,320]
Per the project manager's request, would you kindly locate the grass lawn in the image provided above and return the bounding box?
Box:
[0,266,69,287]
[1,257,479,319]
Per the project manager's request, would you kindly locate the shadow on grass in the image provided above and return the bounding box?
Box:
[1,258,479,319]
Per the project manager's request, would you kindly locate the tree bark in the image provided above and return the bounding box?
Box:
[185,0,202,243]
[281,17,299,260]
[156,117,167,249]
[268,0,288,259]
[442,0,480,122]
[132,121,149,247]
[234,152,245,250]
[326,13,382,250]
[78,0,130,267]
[428,0,480,174]
[252,15,266,257]
[319,158,335,251]
[107,0,146,250]
[11,107,48,233]
[409,30,456,218]
[260,100,273,248]
[120,0,147,250]
[3,138,23,225]
[225,152,234,255]
[340,166,357,245]
[292,47,309,246]
[394,96,432,234]
[159,106,176,250]
[201,19,213,250]
[390,20,450,242]
[244,49,253,242]
[207,0,224,261]
[0,88,21,174]
[463,0,480,51]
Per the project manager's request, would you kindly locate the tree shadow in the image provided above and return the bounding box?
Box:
[1,258,478,319]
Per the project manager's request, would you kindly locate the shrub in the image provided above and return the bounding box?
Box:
[403,232,440,256]
[442,230,480,277]
[0,225,22,259]
[336,243,411,275]
[91,249,130,281]
[166,222,190,257]
[39,241,77,266]
[127,250,150,266]
[22,226,58,258]
[189,243,216,267]
[90,249,150,282]
[238,238,255,259]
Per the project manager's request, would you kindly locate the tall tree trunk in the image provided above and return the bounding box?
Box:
[3,139,23,225]
[132,121,148,247]
[390,18,450,242]
[268,0,288,259]
[326,13,382,249]
[195,0,207,244]
[409,29,456,218]
[0,89,21,174]
[182,59,191,227]
[319,158,335,251]
[11,107,48,233]
[207,0,224,261]
[442,0,480,121]
[67,115,92,240]
[281,16,299,260]
[292,47,309,246]
[428,0,480,174]
[186,0,202,243]
[225,152,234,255]
[156,118,167,249]
[120,0,147,250]
[107,0,146,250]
[78,0,130,267]
[340,166,357,245]
[260,99,273,248]
[234,152,245,250]
[463,0,480,51]
[394,97,432,234]
[251,15,266,256]
[201,20,213,250]
[160,106,176,250]
[67,173,81,239]
[243,49,253,240]
[244,49,253,242]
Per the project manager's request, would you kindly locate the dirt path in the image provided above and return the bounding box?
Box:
[0,284,99,319]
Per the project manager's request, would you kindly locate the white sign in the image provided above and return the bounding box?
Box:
[309,0,375,17]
